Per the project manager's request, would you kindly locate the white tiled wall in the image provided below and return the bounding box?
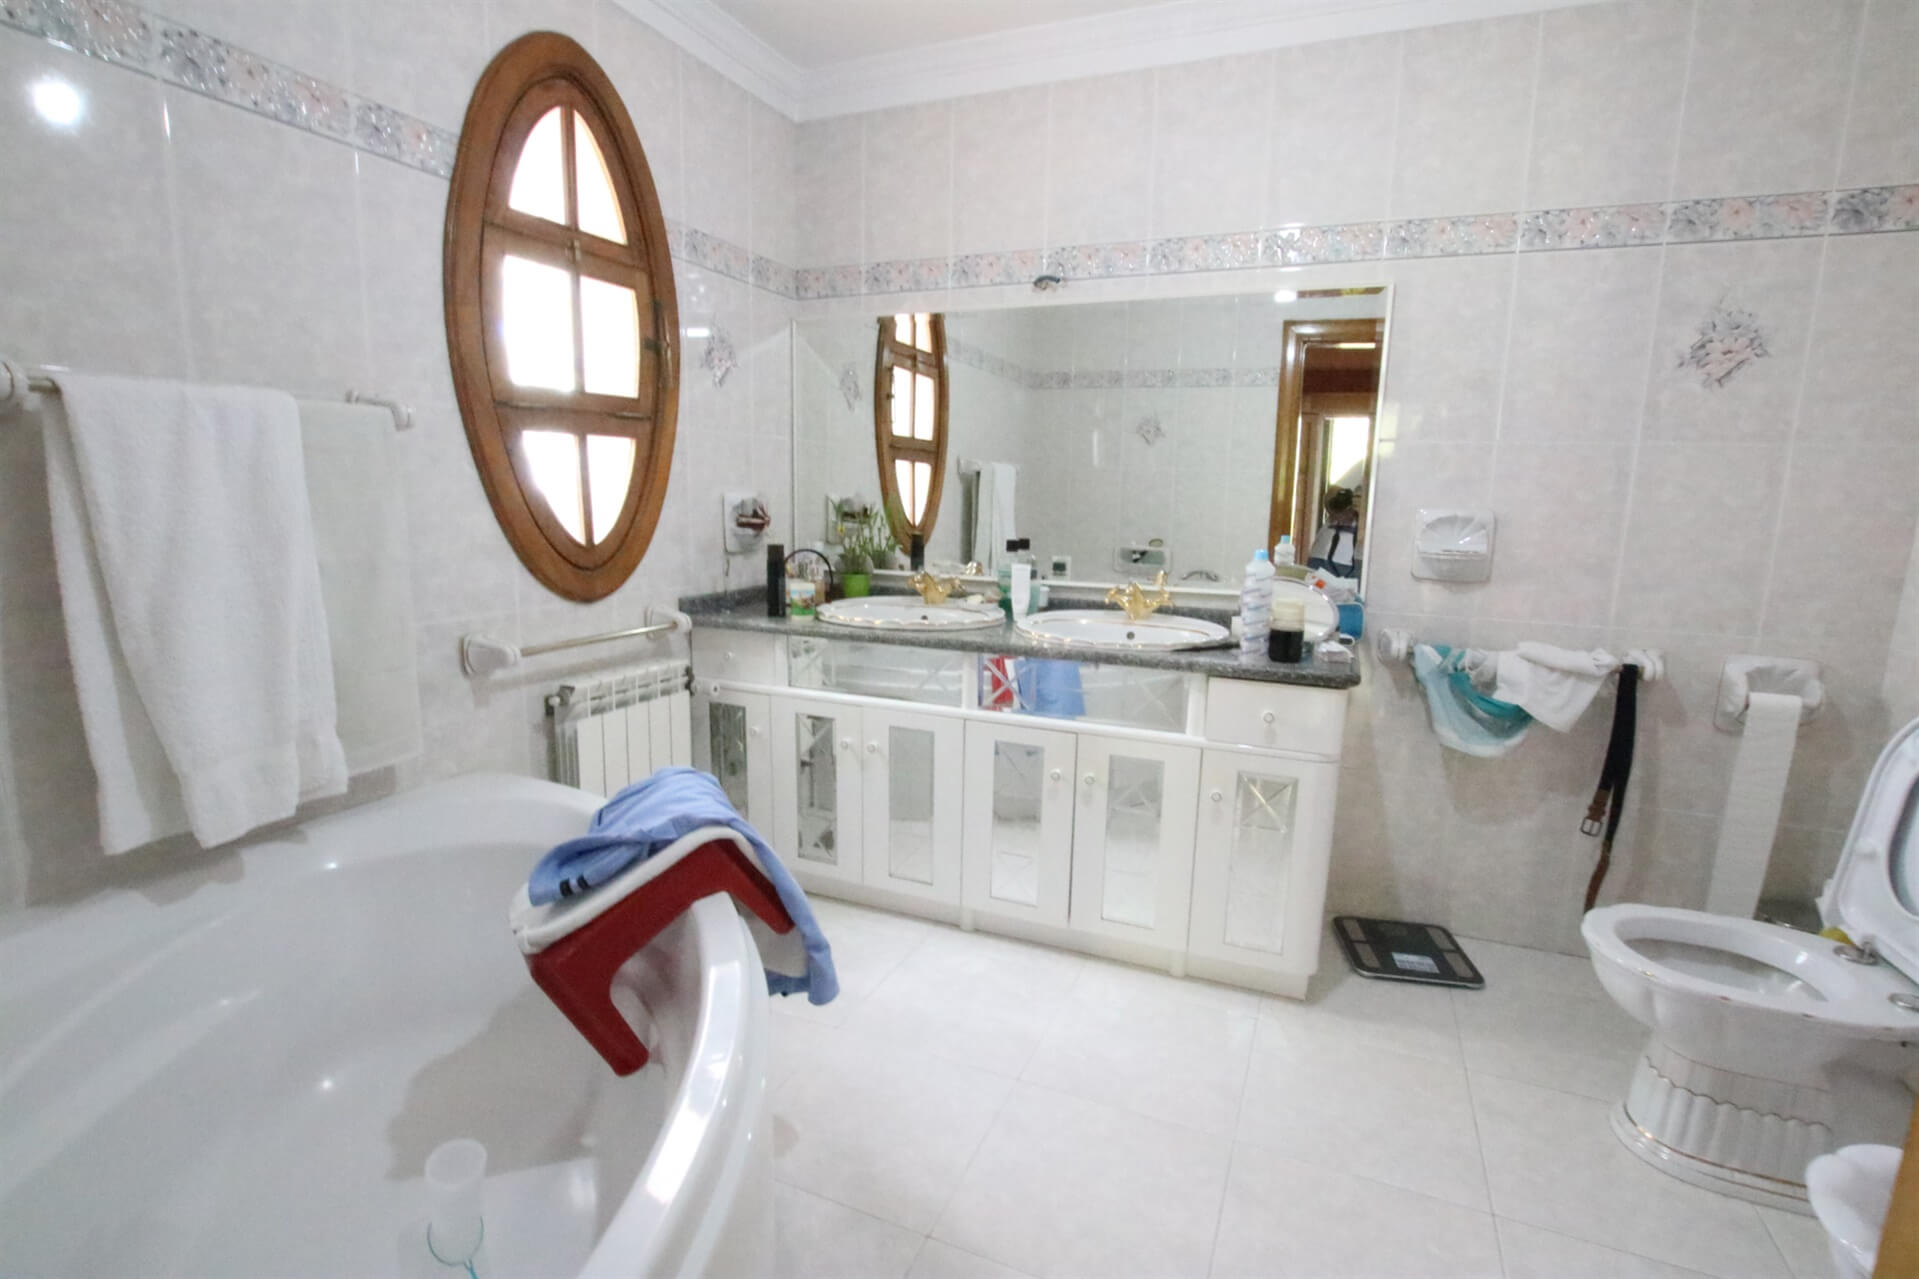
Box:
[0,0,795,908]
[788,0,1919,953]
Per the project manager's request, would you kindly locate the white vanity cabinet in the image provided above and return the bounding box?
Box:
[768,692,966,904]
[692,628,1352,998]
[961,720,1078,927]
[1186,749,1340,995]
[1068,734,1201,952]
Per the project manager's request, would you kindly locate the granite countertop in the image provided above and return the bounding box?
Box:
[680,588,1360,690]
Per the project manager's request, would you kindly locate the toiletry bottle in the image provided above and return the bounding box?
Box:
[1010,540,1034,621]
[997,541,1019,620]
[1274,534,1296,567]
[1239,548,1275,655]
[766,543,786,617]
[1268,597,1306,663]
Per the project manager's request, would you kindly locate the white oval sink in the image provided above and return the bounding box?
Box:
[816,596,1005,631]
[1017,610,1230,651]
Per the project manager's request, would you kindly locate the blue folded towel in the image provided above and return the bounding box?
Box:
[528,767,838,1005]
[1412,644,1532,758]
[1016,658,1086,718]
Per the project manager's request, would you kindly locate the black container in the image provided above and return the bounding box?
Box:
[766,542,786,616]
[1267,625,1304,663]
[909,532,925,570]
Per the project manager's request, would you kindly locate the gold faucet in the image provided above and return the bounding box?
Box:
[909,563,982,605]
[1106,571,1172,621]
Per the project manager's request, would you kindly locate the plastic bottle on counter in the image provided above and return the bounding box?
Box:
[1010,540,1035,621]
[997,541,1019,620]
[1239,548,1276,655]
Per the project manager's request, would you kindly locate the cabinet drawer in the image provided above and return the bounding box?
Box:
[691,628,784,686]
[1203,680,1345,758]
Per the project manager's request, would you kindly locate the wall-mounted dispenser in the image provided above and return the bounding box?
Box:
[1411,509,1495,582]
[723,492,769,554]
[1115,543,1170,574]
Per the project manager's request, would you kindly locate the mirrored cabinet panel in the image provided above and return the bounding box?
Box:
[691,690,770,828]
[1068,736,1199,951]
[771,696,863,885]
[859,708,963,903]
[963,721,1077,927]
[1188,750,1340,970]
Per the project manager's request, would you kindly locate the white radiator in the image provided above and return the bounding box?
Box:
[546,660,693,795]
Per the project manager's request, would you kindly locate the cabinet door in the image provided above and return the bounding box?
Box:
[692,688,771,829]
[771,696,864,886]
[860,706,965,904]
[1187,749,1340,971]
[1068,734,1201,949]
[961,720,1077,927]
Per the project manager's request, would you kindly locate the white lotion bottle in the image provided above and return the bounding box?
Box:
[1239,548,1275,655]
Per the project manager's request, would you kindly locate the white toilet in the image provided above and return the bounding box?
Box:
[1583,718,1919,1211]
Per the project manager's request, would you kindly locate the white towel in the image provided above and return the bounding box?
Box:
[43,375,347,853]
[298,401,421,775]
[965,459,1018,570]
[1492,642,1620,732]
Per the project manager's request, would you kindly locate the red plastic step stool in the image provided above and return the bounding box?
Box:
[523,838,796,1075]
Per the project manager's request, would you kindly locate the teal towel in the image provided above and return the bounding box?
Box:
[1413,645,1531,757]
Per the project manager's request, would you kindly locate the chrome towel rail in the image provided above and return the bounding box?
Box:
[0,356,413,431]
[1373,627,1665,683]
[462,606,691,677]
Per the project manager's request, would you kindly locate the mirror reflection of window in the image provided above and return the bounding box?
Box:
[875,313,948,544]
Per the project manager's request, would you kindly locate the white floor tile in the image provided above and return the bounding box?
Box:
[775,1184,925,1279]
[907,1239,1041,1279]
[1495,1218,1719,1279]
[1756,1205,1837,1279]
[772,1028,1016,1232]
[1451,976,1644,1102]
[1210,1143,1503,1279]
[1021,984,1256,1136]
[783,899,935,1025]
[1237,1029,1489,1210]
[1470,1073,1790,1279]
[1072,955,1263,1018]
[1455,935,1598,995]
[843,928,1086,1077]
[933,1083,1232,1279]
[1262,951,1465,1064]
[768,1008,842,1094]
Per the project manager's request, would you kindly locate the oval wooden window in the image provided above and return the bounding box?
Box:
[444,33,679,602]
[873,312,948,547]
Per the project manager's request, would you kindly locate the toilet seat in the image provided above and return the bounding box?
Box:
[1584,904,1919,1038]
[1821,718,1919,981]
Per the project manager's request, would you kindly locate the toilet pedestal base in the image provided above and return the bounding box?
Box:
[1611,1041,1830,1214]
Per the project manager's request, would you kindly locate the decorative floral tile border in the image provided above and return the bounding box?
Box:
[9,0,1916,310]
[813,185,1919,299]
[945,337,1279,392]
[1,0,793,298]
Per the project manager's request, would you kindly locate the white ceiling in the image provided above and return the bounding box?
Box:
[701,0,1178,70]
[613,0,1606,121]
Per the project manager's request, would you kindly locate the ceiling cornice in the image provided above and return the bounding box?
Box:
[614,0,1602,123]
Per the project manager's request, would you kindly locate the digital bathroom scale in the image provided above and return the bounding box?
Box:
[1333,916,1484,989]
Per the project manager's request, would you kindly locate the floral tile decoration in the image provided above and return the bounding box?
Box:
[1134,413,1165,446]
[5,0,1917,311]
[701,324,737,388]
[1679,301,1769,388]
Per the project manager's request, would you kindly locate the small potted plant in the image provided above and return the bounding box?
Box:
[836,508,893,598]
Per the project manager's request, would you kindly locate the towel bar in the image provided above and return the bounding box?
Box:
[0,356,413,431]
[462,606,691,677]
[1373,627,1665,683]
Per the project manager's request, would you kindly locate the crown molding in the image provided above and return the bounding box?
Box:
[608,0,804,117]
[616,0,1602,123]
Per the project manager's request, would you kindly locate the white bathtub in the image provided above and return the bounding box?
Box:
[0,774,773,1278]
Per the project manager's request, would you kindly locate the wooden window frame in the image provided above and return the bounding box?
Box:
[444,32,679,602]
[872,313,949,548]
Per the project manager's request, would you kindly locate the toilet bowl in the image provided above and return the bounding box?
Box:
[1583,718,1919,1211]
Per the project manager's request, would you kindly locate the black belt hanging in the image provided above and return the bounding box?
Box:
[1581,664,1639,912]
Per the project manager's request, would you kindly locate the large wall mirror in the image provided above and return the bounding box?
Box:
[792,287,1389,593]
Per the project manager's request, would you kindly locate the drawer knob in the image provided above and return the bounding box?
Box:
[1211,789,1224,803]
[1083,772,1097,787]
[1261,710,1276,725]
[749,726,762,738]
[866,741,879,754]
[1049,768,1063,782]
[839,737,853,751]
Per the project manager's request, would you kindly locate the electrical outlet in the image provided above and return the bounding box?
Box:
[723,491,769,554]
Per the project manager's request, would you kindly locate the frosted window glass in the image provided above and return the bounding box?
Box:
[501,255,576,391]
[910,462,930,522]
[893,314,912,344]
[509,107,566,224]
[913,371,935,440]
[580,276,640,397]
[573,115,626,243]
[586,434,635,543]
[913,314,932,353]
[890,367,914,436]
[520,430,585,542]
